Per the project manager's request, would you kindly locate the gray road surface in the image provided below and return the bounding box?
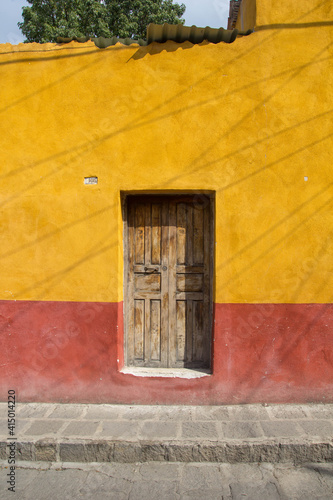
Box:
[1,461,333,499]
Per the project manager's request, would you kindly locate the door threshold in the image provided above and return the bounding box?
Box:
[121,367,211,379]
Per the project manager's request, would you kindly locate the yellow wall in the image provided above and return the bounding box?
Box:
[0,1,332,304]
[235,0,333,30]
[256,0,333,26]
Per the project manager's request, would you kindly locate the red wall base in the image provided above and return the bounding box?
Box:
[0,300,332,404]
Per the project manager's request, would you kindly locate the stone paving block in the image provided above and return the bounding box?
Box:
[129,480,179,500]
[83,405,124,420]
[192,406,229,421]
[82,442,114,462]
[16,442,33,461]
[99,421,139,440]
[34,440,57,461]
[298,420,333,436]
[1,418,30,436]
[120,405,163,420]
[17,468,94,500]
[23,420,65,436]
[229,480,280,500]
[61,421,99,437]
[182,422,218,439]
[227,405,270,421]
[223,462,267,482]
[306,405,333,419]
[257,444,281,463]
[220,421,264,439]
[306,443,333,463]
[16,404,52,419]
[224,444,259,463]
[260,420,302,437]
[0,404,7,418]
[268,405,308,419]
[47,405,86,419]
[113,443,143,463]
[141,444,168,461]
[181,490,224,500]
[140,421,179,439]
[138,462,181,480]
[79,467,132,498]
[97,462,139,480]
[60,441,114,462]
[193,445,226,462]
[167,444,196,462]
[277,443,333,464]
[304,463,333,490]
[0,442,6,460]
[2,467,41,498]
[0,419,9,437]
[180,463,222,490]
[273,462,333,498]
[59,442,86,462]
[159,406,194,421]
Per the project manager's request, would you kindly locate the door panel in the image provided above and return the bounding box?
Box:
[176,274,203,292]
[134,299,144,360]
[150,299,161,361]
[135,273,161,292]
[126,195,212,369]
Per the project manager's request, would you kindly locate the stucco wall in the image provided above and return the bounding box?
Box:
[256,0,333,27]
[0,0,332,403]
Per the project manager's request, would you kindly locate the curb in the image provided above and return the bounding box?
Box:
[2,439,333,464]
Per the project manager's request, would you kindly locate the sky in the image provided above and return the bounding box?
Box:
[0,0,231,44]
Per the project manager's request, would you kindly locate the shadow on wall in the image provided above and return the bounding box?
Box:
[129,40,210,61]
[256,21,333,30]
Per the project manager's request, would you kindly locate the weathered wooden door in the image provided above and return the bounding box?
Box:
[125,195,212,369]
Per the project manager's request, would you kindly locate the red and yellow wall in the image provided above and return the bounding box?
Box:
[0,0,332,403]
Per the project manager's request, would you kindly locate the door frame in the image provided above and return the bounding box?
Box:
[121,191,215,371]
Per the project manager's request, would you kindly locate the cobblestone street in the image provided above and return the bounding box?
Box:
[1,461,333,499]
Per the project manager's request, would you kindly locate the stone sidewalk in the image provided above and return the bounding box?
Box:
[1,461,333,499]
[1,403,332,463]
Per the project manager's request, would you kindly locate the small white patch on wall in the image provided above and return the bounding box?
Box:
[84,177,98,185]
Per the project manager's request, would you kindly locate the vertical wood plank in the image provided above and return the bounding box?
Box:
[151,204,161,265]
[144,298,150,364]
[187,203,194,266]
[150,299,161,361]
[186,300,193,363]
[160,200,169,367]
[193,301,204,361]
[135,204,145,264]
[176,203,186,265]
[176,300,186,361]
[168,201,177,366]
[134,299,144,360]
[145,202,151,267]
[193,206,204,265]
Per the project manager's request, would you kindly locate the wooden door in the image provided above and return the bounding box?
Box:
[125,195,212,369]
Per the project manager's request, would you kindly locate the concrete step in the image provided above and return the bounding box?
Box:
[1,403,333,464]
